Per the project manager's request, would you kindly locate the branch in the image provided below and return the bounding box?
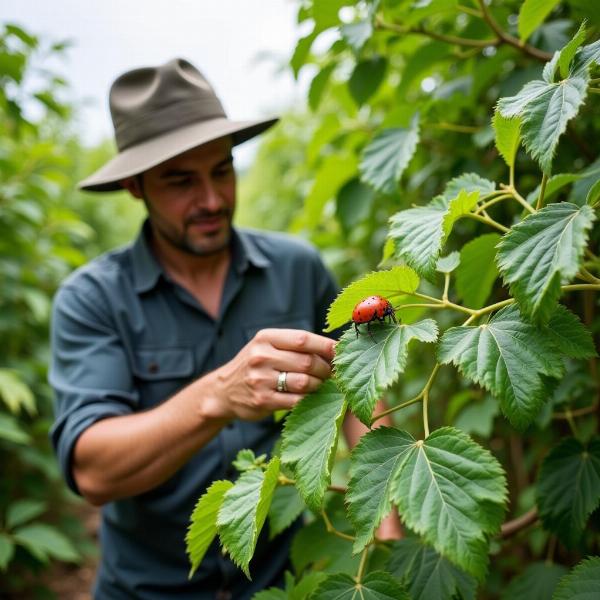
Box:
[500,508,539,539]
[477,0,553,62]
[375,17,498,48]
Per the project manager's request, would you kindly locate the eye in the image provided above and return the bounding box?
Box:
[214,164,233,178]
[169,177,192,187]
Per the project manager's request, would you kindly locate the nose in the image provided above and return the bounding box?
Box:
[192,177,222,212]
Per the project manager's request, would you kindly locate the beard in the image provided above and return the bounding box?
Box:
[151,207,234,257]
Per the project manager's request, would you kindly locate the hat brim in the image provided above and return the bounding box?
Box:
[78,116,278,192]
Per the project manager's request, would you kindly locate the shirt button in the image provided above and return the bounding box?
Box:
[215,590,232,600]
[148,362,159,374]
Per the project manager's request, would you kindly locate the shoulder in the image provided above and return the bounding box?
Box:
[55,243,133,305]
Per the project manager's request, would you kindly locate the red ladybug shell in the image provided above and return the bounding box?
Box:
[352,295,393,324]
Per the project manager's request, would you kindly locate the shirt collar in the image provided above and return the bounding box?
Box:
[130,221,271,293]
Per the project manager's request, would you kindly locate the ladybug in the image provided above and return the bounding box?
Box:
[352,295,397,338]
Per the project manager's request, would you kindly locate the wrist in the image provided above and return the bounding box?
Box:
[194,368,233,423]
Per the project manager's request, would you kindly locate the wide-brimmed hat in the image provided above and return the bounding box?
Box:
[78,58,278,192]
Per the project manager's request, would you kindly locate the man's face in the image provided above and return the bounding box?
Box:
[133,137,236,257]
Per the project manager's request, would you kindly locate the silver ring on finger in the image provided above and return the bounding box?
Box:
[277,371,289,393]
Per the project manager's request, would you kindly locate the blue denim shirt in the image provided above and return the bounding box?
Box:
[49,221,338,599]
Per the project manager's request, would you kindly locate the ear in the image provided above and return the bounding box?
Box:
[121,176,143,199]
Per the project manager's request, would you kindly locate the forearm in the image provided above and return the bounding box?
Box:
[73,371,228,505]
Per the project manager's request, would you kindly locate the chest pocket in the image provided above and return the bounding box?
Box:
[243,313,314,342]
[132,347,195,408]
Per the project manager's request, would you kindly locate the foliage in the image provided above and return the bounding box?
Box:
[192,1,600,597]
[0,22,142,595]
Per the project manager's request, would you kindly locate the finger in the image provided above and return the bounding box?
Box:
[257,328,336,362]
[269,349,332,380]
[274,371,323,395]
[269,392,304,411]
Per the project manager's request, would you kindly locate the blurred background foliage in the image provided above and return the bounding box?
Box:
[1,0,600,596]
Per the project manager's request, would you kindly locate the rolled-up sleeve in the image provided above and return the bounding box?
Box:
[49,284,138,495]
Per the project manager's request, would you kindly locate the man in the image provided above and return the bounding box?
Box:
[50,58,397,599]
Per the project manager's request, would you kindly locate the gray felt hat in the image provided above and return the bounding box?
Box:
[78,58,278,192]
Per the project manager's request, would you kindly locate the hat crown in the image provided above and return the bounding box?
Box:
[109,58,226,151]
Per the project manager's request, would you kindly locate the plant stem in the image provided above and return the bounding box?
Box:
[504,185,536,214]
[356,547,370,583]
[328,484,347,494]
[546,535,558,563]
[500,508,538,539]
[562,284,600,292]
[579,266,600,284]
[457,3,483,18]
[553,403,598,419]
[430,122,480,133]
[321,509,355,542]
[565,409,580,438]
[475,193,513,214]
[422,364,441,438]
[412,292,476,315]
[535,173,549,210]
[461,298,515,325]
[476,0,552,61]
[371,364,441,425]
[443,273,451,302]
[375,17,499,48]
[465,211,510,233]
[371,393,423,424]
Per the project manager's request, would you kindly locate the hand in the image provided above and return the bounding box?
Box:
[203,328,336,421]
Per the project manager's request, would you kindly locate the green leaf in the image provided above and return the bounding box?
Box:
[558,22,588,80]
[518,0,561,42]
[325,266,420,332]
[347,428,415,552]
[268,485,305,539]
[348,56,387,106]
[436,252,460,274]
[586,178,600,206]
[13,523,80,563]
[454,395,499,439]
[186,480,233,578]
[6,499,46,529]
[526,173,584,207]
[341,20,373,53]
[443,173,496,200]
[437,305,565,430]
[0,413,31,444]
[0,369,36,415]
[217,458,280,578]
[553,556,600,600]
[308,64,335,111]
[390,427,507,580]
[0,533,15,571]
[388,189,480,279]
[281,381,347,510]
[310,571,409,600]
[498,75,589,173]
[492,110,521,170]
[571,39,600,76]
[303,153,358,227]
[336,178,375,232]
[501,562,567,600]
[291,31,317,78]
[546,305,597,359]
[291,516,359,575]
[455,233,501,309]
[233,449,266,472]
[536,436,600,547]
[388,538,477,600]
[334,320,438,425]
[496,202,596,322]
[360,116,420,194]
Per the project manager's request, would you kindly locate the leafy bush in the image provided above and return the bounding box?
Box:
[189,2,600,598]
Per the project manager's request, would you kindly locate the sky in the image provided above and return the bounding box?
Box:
[2,0,310,166]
